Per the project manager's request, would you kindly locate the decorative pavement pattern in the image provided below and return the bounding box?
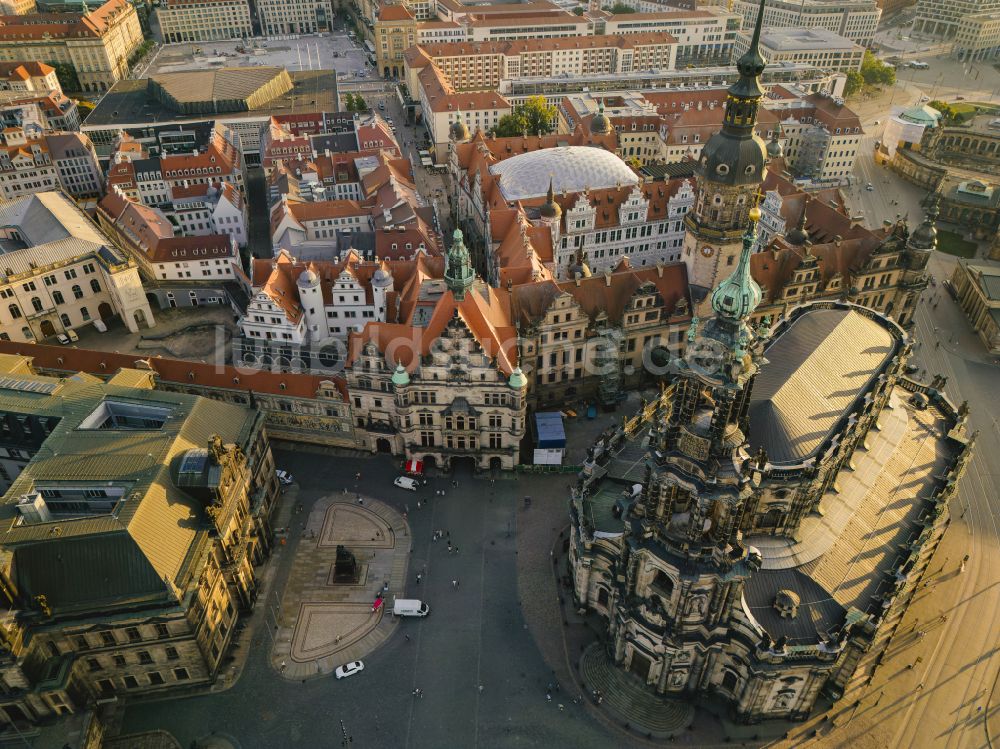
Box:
[270,496,410,680]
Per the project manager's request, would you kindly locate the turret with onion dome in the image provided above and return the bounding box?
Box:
[444,228,475,301]
[909,193,940,251]
[508,366,527,389]
[391,362,410,387]
[539,177,562,222]
[785,199,810,246]
[590,100,613,136]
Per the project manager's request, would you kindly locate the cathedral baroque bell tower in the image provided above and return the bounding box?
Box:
[683,0,770,313]
[605,207,769,693]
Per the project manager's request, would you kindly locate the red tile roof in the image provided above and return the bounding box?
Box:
[0,340,347,401]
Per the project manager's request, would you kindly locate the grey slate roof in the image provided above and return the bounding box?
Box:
[748,308,895,464]
[743,568,846,644]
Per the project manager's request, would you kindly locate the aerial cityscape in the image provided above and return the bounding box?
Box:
[0,0,995,745]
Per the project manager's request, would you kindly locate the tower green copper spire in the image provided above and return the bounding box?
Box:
[445,228,475,301]
[710,204,763,321]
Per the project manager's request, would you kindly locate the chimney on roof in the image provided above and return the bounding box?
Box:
[604,271,611,287]
[656,262,663,277]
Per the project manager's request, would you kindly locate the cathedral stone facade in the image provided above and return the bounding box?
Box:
[570,203,973,721]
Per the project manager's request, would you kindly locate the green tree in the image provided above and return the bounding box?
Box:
[490,95,557,137]
[353,95,368,111]
[860,51,896,87]
[610,2,636,12]
[844,70,864,97]
[343,92,355,111]
[48,62,80,93]
[572,5,585,14]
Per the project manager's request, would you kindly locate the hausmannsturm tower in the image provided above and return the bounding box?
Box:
[683,0,770,313]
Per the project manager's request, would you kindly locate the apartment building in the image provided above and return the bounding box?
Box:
[734,27,865,73]
[0,0,34,13]
[0,61,60,100]
[377,4,417,79]
[777,91,865,185]
[44,132,103,200]
[0,191,154,342]
[603,10,740,66]
[732,0,881,45]
[0,93,80,131]
[0,358,279,726]
[106,123,245,200]
[415,64,512,161]
[914,0,1000,38]
[408,33,678,94]
[96,188,242,310]
[157,0,253,43]
[256,0,330,34]
[952,11,1000,60]
[0,127,103,201]
[0,0,145,92]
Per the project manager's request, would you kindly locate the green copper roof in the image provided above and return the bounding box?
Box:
[391,362,410,386]
[711,216,763,321]
[508,367,528,389]
[445,228,475,301]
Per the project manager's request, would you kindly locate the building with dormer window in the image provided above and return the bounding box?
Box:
[344,231,527,470]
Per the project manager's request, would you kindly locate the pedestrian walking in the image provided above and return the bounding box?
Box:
[416,573,422,584]
[452,579,459,589]
[356,472,362,481]
[452,480,458,488]
[417,501,421,510]
[447,541,453,552]
[546,693,552,702]
[478,684,484,693]
[404,634,411,642]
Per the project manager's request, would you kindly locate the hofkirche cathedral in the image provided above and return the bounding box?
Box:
[568,0,974,724]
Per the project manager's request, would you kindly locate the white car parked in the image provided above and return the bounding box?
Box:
[393,476,419,491]
[276,470,294,486]
[335,660,365,679]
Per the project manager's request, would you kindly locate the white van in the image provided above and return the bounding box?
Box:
[393,599,429,617]
[393,476,419,491]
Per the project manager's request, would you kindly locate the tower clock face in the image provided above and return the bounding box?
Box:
[687,338,727,375]
[700,245,715,258]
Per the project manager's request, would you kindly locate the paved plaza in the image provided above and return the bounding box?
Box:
[271,496,409,680]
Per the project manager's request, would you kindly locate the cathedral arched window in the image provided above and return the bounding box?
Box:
[722,671,739,692]
[651,570,674,598]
